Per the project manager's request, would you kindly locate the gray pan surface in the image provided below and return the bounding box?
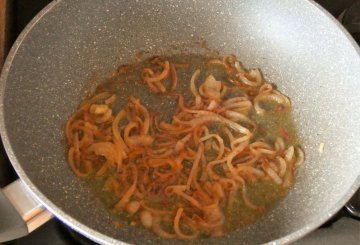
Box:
[0,0,360,244]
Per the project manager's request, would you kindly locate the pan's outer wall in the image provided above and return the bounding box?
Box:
[1,0,360,244]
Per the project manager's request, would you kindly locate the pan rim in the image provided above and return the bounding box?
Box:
[0,0,359,244]
[0,1,121,244]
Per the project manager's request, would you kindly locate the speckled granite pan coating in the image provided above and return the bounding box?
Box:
[0,0,359,244]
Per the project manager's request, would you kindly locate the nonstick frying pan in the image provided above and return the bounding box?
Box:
[0,0,360,244]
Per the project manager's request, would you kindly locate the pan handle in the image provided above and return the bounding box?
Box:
[344,188,360,220]
[0,179,52,242]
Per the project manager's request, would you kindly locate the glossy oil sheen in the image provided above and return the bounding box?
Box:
[0,1,359,244]
[82,54,299,237]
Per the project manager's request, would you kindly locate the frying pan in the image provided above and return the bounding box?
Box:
[0,0,360,244]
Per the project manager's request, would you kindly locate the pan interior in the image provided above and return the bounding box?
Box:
[1,0,360,244]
